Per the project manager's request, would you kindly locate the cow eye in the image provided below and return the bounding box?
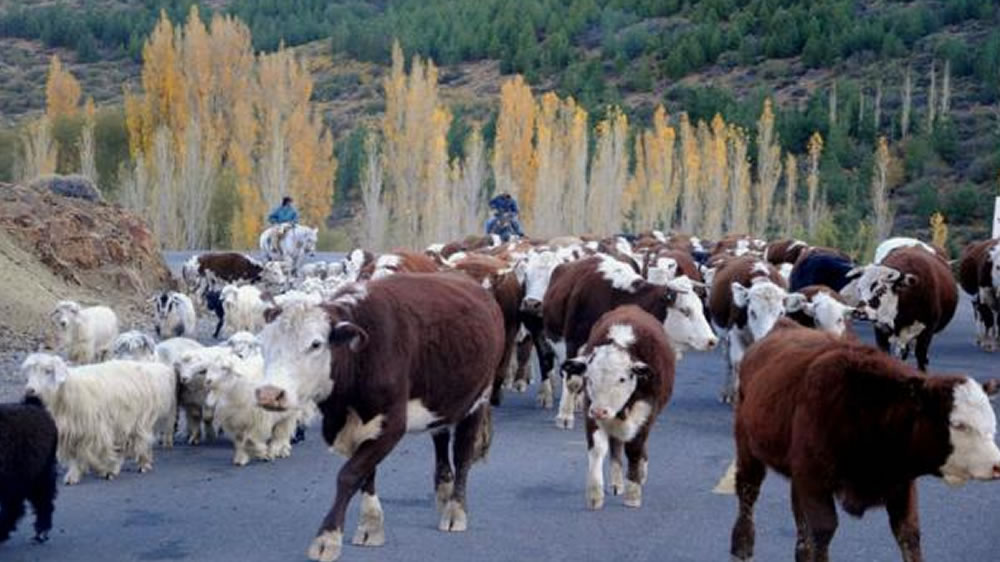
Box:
[681,307,692,318]
[951,422,970,432]
[749,310,757,320]
[309,340,323,351]
[619,377,627,383]
[197,368,207,376]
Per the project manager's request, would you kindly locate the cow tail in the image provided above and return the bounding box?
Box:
[471,403,493,464]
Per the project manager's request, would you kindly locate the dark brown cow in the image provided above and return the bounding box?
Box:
[764,238,810,266]
[358,251,440,280]
[542,254,716,429]
[731,324,1000,562]
[850,246,958,371]
[958,239,1000,351]
[182,252,263,291]
[708,255,803,403]
[254,273,505,562]
[561,305,675,511]
[450,254,524,405]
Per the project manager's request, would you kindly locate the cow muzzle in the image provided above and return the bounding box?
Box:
[520,298,543,315]
[589,406,612,420]
[255,385,289,411]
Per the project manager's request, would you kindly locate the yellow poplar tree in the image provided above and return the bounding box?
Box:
[754,98,782,236]
[701,114,729,239]
[45,55,82,121]
[872,136,893,239]
[806,132,823,236]
[783,153,798,235]
[631,105,676,231]
[493,75,538,225]
[679,113,701,234]
[727,125,752,234]
[586,107,629,234]
[930,212,948,248]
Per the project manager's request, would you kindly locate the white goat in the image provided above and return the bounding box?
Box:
[49,301,119,364]
[22,353,175,484]
[112,331,157,361]
[152,291,197,339]
[220,284,266,336]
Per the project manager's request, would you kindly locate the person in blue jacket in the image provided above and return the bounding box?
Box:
[485,192,524,240]
[268,196,299,225]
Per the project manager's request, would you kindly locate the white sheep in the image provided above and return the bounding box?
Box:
[220,284,267,336]
[22,353,176,484]
[112,331,157,361]
[204,353,296,465]
[175,346,230,445]
[49,301,119,364]
[224,331,260,360]
[154,337,204,367]
[152,291,197,339]
[299,261,328,281]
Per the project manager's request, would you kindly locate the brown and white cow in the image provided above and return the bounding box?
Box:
[450,254,524,405]
[764,238,810,267]
[358,251,440,281]
[958,238,1000,351]
[708,255,806,403]
[254,274,505,562]
[786,285,859,337]
[641,247,702,287]
[543,254,716,429]
[561,306,675,511]
[849,246,958,370]
[731,324,1000,562]
[182,252,263,292]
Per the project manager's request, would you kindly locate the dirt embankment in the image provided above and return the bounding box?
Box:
[0,181,173,400]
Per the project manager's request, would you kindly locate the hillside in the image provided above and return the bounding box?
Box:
[0,0,998,249]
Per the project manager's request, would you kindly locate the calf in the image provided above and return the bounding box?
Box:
[254,274,504,562]
[958,239,1000,351]
[562,306,675,511]
[731,324,1000,562]
[709,256,805,403]
[849,247,958,370]
[543,255,716,429]
[0,397,58,544]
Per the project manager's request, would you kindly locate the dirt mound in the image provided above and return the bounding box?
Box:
[0,182,172,351]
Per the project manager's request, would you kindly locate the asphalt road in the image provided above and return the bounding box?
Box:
[4,260,1000,561]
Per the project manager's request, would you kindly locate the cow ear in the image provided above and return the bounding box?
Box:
[263,306,283,324]
[982,379,1000,400]
[784,293,808,314]
[561,359,587,377]
[330,321,369,352]
[900,273,919,288]
[731,283,750,307]
[631,363,652,380]
[845,266,865,280]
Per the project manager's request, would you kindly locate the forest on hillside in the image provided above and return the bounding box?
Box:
[0,1,998,252]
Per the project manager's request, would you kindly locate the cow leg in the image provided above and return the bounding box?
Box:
[185,407,202,445]
[585,418,609,510]
[874,326,891,354]
[886,482,922,562]
[609,438,625,496]
[623,434,649,508]
[790,486,812,562]
[27,470,57,543]
[730,424,765,561]
[535,337,556,409]
[432,428,454,512]
[795,483,838,562]
[440,406,489,532]
[310,424,404,562]
[914,331,932,372]
[0,492,25,542]
[513,331,533,392]
[555,376,578,429]
[351,470,385,547]
[722,331,745,405]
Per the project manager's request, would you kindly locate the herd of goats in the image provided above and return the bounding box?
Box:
[2,220,1000,562]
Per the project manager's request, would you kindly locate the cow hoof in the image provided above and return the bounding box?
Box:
[352,494,385,547]
[270,443,292,459]
[638,459,648,485]
[624,480,642,508]
[307,530,343,562]
[33,531,49,544]
[435,481,454,512]
[555,414,574,430]
[63,470,81,486]
[513,380,528,393]
[438,500,467,532]
[587,486,605,510]
[138,463,152,474]
[232,452,250,466]
[187,435,200,446]
[610,462,624,495]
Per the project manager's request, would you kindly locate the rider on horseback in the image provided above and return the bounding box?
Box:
[485,192,525,241]
[268,196,299,225]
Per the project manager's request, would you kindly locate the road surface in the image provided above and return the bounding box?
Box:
[4,260,999,561]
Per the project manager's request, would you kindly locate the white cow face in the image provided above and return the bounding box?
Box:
[732,281,805,341]
[848,265,917,328]
[563,326,647,421]
[799,292,856,337]
[22,353,70,402]
[663,276,717,353]
[940,378,1000,485]
[255,302,339,412]
[521,250,563,310]
[990,244,1000,290]
[646,257,678,286]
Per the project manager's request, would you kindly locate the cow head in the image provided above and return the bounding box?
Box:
[645,256,678,286]
[939,378,1000,485]
[796,292,856,337]
[112,330,157,361]
[731,281,805,341]
[662,276,717,353]
[564,324,649,421]
[255,301,342,412]
[22,353,70,403]
[847,264,918,328]
[990,244,1000,291]
[520,250,562,315]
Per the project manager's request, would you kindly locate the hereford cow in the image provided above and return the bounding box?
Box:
[709,256,805,403]
[543,255,716,429]
[786,285,859,337]
[958,239,1000,351]
[561,306,675,511]
[358,251,439,281]
[641,248,701,287]
[849,246,958,370]
[873,236,942,264]
[730,324,1000,562]
[254,274,504,562]
[764,238,810,266]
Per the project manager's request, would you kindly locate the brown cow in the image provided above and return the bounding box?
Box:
[958,238,1000,351]
[731,324,1000,562]
[182,252,263,291]
[450,254,524,405]
[764,238,810,266]
[561,305,675,511]
[708,255,805,403]
[254,274,505,562]
[849,246,958,370]
[358,251,439,280]
[543,254,716,429]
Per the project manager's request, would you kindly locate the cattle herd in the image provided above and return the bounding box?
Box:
[2,223,1000,562]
